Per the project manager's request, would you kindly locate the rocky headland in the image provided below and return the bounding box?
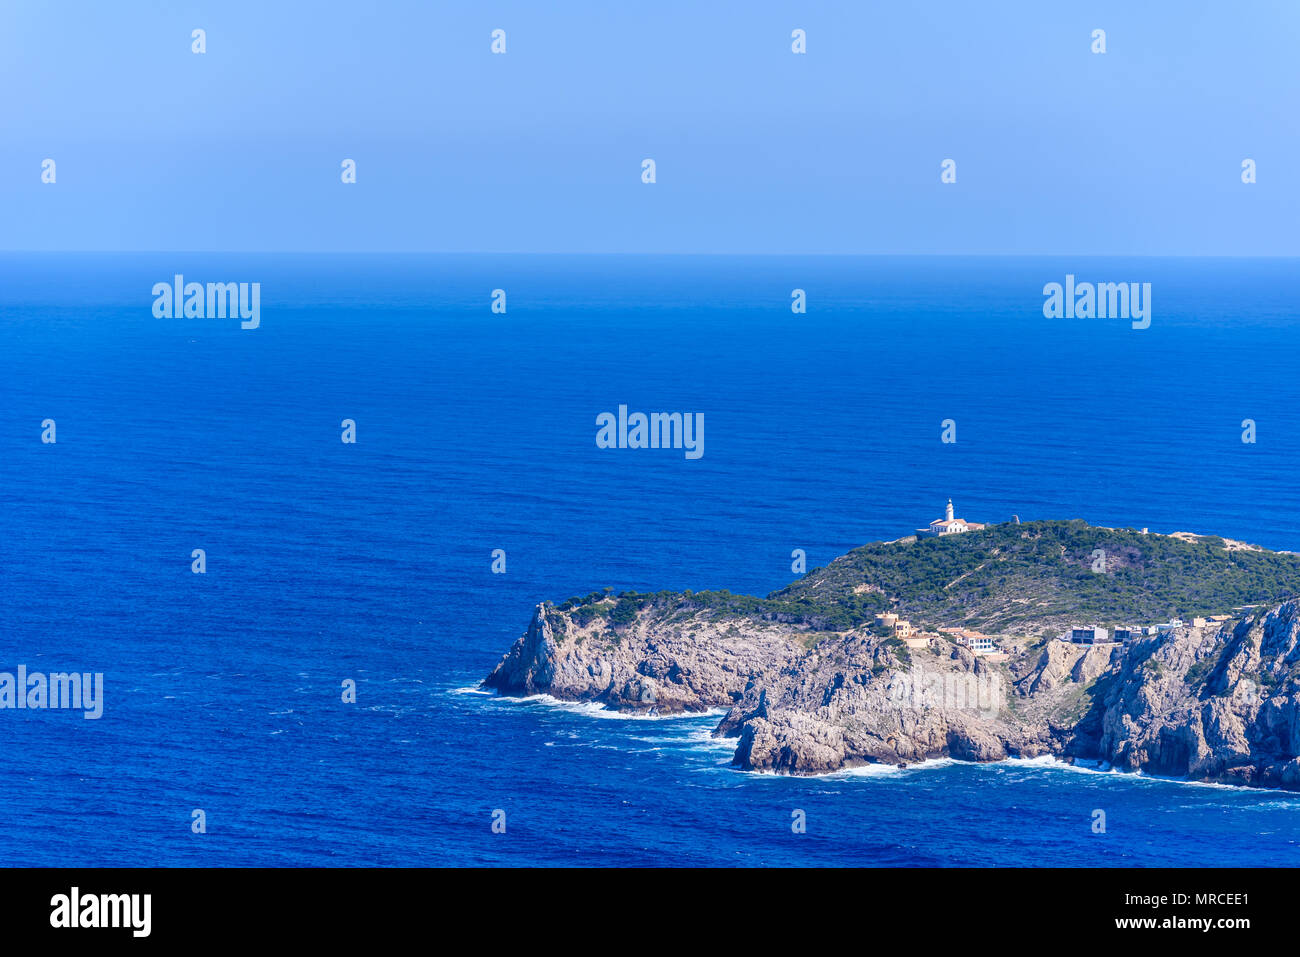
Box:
[484,520,1300,789]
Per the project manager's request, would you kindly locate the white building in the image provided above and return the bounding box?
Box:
[916,499,986,537]
[948,629,998,654]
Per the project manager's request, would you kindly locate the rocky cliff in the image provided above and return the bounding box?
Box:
[483,599,805,712]
[1069,601,1300,788]
[484,523,1300,789]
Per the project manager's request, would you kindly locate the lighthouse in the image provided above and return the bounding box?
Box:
[917,498,986,537]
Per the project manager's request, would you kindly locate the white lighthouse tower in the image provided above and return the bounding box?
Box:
[945,498,955,522]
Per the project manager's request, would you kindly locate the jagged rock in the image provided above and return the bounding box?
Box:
[484,601,803,713]
[734,712,847,774]
[484,591,1300,789]
[1074,606,1300,787]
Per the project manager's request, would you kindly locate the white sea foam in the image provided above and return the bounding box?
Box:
[473,689,724,722]
[1235,798,1300,810]
[464,685,1300,796]
[738,756,958,781]
[1126,768,1290,793]
[823,762,906,779]
[650,727,737,751]
[1000,755,1107,775]
[995,754,1300,795]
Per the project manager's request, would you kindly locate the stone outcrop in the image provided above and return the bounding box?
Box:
[483,601,804,713]
[1070,602,1300,788]
[485,595,1300,790]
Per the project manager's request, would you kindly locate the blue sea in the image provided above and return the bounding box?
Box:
[1,253,1298,866]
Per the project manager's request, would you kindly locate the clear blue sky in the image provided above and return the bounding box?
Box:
[2,0,1296,254]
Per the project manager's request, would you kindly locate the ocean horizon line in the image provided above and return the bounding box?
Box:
[2,250,1298,260]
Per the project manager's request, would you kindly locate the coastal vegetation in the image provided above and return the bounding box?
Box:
[551,521,1300,637]
[771,520,1300,633]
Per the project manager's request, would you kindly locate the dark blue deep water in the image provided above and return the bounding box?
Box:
[1,253,1298,866]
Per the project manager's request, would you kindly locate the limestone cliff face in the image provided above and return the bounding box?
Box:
[484,598,1300,790]
[716,635,1044,774]
[484,601,805,713]
[1069,602,1300,788]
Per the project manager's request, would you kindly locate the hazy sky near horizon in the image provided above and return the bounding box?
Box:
[2,1,1297,255]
